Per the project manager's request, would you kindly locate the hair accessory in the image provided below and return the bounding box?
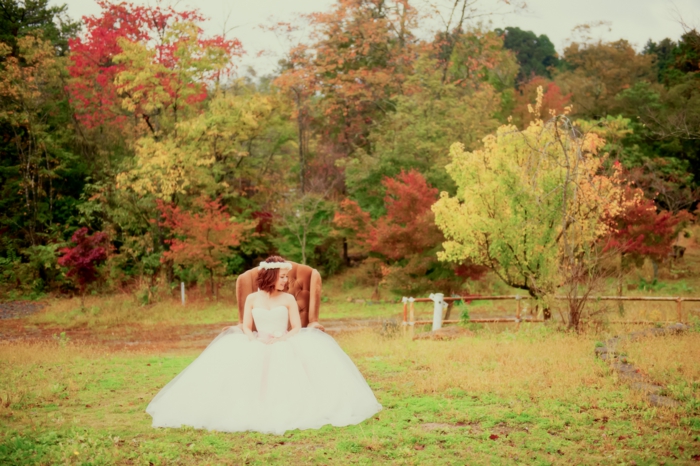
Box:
[258,261,293,271]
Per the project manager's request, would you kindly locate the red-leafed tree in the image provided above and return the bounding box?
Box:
[158,196,248,298]
[58,228,110,307]
[332,198,372,264]
[367,170,486,298]
[603,187,694,288]
[305,0,416,153]
[274,0,416,193]
[512,76,571,126]
[67,0,241,133]
[368,170,443,259]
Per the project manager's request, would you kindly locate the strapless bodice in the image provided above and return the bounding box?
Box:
[252,306,288,334]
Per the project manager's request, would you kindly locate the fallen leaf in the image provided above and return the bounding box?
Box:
[414,444,425,450]
[489,434,499,440]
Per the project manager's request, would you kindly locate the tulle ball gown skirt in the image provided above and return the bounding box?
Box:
[146,328,382,435]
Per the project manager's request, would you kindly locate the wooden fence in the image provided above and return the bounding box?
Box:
[401,294,700,330]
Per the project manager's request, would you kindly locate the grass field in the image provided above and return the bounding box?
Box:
[1,324,699,465]
[1,236,700,464]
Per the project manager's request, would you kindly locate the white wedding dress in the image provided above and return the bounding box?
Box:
[146,306,382,434]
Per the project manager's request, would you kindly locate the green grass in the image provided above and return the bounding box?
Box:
[3,251,700,464]
[1,328,699,465]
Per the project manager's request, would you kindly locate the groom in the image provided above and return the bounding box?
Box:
[235,261,325,332]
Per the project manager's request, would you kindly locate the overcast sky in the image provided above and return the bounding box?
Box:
[59,0,700,76]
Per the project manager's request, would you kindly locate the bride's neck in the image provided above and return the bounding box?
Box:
[262,290,282,298]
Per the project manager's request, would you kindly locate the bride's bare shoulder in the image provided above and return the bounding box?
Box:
[281,292,297,304]
[244,291,262,306]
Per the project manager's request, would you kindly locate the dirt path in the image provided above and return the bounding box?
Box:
[0,301,46,319]
[0,307,513,353]
[0,316,393,353]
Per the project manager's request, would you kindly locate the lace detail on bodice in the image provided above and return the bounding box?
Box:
[252,306,288,334]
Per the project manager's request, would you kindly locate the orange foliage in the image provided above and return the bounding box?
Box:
[367,170,442,261]
[333,199,372,253]
[603,187,694,264]
[158,197,247,281]
[512,76,571,126]
[275,0,416,153]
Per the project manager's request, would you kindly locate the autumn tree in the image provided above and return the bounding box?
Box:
[623,157,700,214]
[367,170,486,298]
[332,198,372,265]
[306,0,415,154]
[431,0,525,84]
[67,1,240,134]
[274,0,418,196]
[0,36,67,246]
[616,78,700,183]
[69,1,253,286]
[644,29,700,84]
[511,76,570,127]
[274,194,336,268]
[0,0,79,56]
[159,197,248,298]
[609,31,700,196]
[345,29,515,215]
[58,228,110,307]
[0,32,88,296]
[433,96,634,329]
[0,1,88,294]
[555,39,655,119]
[604,187,693,283]
[116,88,274,201]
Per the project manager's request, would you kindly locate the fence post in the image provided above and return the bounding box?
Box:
[402,297,409,335]
[515,295,522,330]
[409,298,415,339]
[429,293,447,331]
[181,282,186,306]
[676,297,682,323]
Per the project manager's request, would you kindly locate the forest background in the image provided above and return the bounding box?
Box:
[1,0,699,305]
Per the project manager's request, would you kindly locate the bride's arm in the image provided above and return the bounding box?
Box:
[276,297,301,342]
[241,294,256,341]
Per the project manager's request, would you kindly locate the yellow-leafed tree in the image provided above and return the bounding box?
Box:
[432,89,636,328]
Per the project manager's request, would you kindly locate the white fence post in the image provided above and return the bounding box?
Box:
[429,293,447,331]
[181,282,186,306]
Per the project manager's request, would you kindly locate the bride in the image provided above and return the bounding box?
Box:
[146,255,382,434]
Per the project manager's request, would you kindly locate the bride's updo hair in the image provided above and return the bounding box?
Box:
[256,255,289,293]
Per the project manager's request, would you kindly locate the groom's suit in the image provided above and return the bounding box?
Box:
[235,262,323,331]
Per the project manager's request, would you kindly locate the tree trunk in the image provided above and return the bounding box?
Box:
[443,301,454,321]
[209,268,216,299]
[343,238,349,267]
[568,303,581,332]
[164,258,174,285]
[296,94,307,195]
[301,229,307,265]
[617,253,625,315]
[371,285,380,301]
